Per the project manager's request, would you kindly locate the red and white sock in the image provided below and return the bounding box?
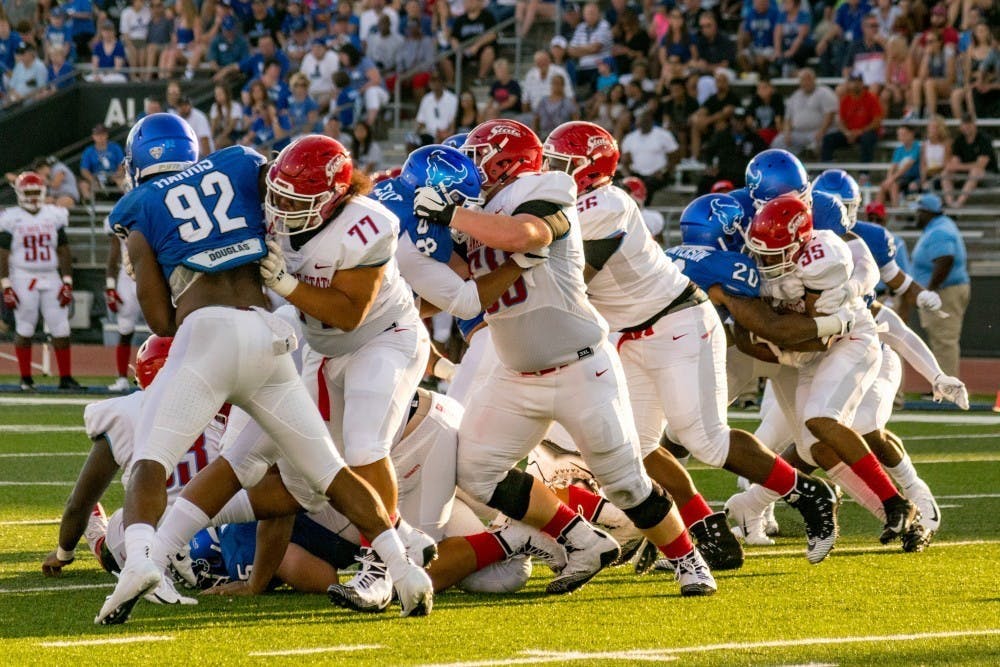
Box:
[566,485,605,522]
[659,530,696,561]
[116,342,131,378]
[540,503,578,539]
[678,495,713,528]
[850,453,900,503]
[462,532,506,570]
[761,457,797,496]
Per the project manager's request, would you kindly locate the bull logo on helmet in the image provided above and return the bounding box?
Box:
[709,197,743,235]
[745,165,762,199]
[426,149,469,190]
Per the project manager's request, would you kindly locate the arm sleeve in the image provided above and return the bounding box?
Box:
[512,199,571,240]
[0,231,11,250]
[396,234,483,319]
[878,259,901,284]
[57,228,69,247]
[846,237,879,296]
[583,236,624,271]
[875,304,943,382]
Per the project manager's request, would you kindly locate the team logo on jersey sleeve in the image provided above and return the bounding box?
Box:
[426,149,469,189]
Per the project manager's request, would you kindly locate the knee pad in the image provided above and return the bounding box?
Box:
[622,482,673,530]
[485,468,535,521]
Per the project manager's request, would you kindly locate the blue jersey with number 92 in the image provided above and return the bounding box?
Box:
[108,145,267,280]
[665,245,761,298]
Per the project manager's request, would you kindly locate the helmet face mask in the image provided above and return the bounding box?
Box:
[746,195,813,281]
[15,172,46,212]
[264,135,353,236]
[812,169,860,230]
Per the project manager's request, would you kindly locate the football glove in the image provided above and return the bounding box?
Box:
[916,289,942,311]
[1,278,18,310]
[413,186,457,226]
[813,306,855,338]
[814,281,863,314]
[104,277,122,313]
[260,240,298,297]
[932,373,970,410]
[510,246,550,269]
[58,278,74,308]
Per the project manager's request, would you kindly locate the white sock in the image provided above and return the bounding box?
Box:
[745,483,781,514]
[124,523,155,565]
[886,455,920,491]
[827,463,886,522]
[210,491,255,526]
[150,498,210,571]
[371,529,410,582]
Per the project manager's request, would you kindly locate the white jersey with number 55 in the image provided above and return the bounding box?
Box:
[468,171,607,372]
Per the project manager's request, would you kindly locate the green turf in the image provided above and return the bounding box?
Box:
[1,402,999,665]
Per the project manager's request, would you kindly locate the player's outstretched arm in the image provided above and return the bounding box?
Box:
[451,208,553,253]
[716,289,853,347]
[43,436,119,576]
[127,231,177,336]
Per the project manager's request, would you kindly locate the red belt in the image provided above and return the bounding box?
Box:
[517,346,593,377]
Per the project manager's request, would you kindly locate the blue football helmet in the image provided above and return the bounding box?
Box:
[810,190,850,236]
[124,112,199,187]
[185,527,230,590]
[745,149,811,208]
[400,144,484,207]
[442,133,468,149]
[727,187,757,226]
[679,193,747,252]
[812,169,860,229]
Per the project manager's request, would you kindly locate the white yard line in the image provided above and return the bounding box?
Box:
[247,644,384,657]
[39,635,173,648]
[0,452,88,458]
[727,411,1000,425]
[416,629,1000,667]
[0,583,113,594]
[0,518,60,525]
[0,397,99,406]
[905,433,1000,441]
[0,425,86,433]
[743,538,999,558]
[0,481,76,486]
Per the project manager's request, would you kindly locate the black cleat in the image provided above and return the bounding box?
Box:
[785,474,840,564]
[633,539,661,575]
[689,511,744,571]
[901,521,929,553]
[880,496,919,545]
[58,376,83,391]
[610,536,645,567]
[20,376,35,391]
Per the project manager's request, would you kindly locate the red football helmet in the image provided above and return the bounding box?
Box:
[15,171,46,212]
[371,166,402,185]
[621,176,647,205]
[745,194,813,280]
[265,135,353,235]
[135,335,173,389]
[460,119,543,196]
[542,121,619,194]
[710,179,735,194]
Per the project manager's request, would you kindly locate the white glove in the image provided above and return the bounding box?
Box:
[814,306,855,338]
[259,240,298,297]
[916,289,942,311]
[413,186,457,226]
[814,281,862,314]
[932,373,970,410]
[510,246,550,269]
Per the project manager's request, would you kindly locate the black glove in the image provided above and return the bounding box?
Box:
[413,186,457,226]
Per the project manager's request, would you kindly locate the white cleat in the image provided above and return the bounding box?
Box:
[668,548,717,597]
[725,492,774,546]
[107,377,132,392]
[144,575,198,605]
[94,559,161,625]
[327,548,393,613]
[546,516,620,595]
[393,564,434,617]
[493,517,567,573]
[400,525,439,567]
[762,502,780,537]
[169,545,198,589]
[905,478,941,539]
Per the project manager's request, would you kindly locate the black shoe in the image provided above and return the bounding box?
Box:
[901,521,929,553]
[610,536,645,567]
[633,539,661,575]
[785,475,840,564]
[20,376,35,391]
[58,376,82,391]
[880,495,919,545]
[689,511,744,571]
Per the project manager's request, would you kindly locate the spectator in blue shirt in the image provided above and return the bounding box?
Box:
[878,124,921,205]
[219,33,289,81]
[44,8,76,62]
[46,46,76,90]
[910,193,970,377]
[79,123,125,200]
[0,17,23,71]
[242,98,292,151]
[90,20,128,82]
[208,16,250,72]
[331,69,358,128]
[252,58,291,108]
[338,42,389,126]
[68,0,97,60]
[816,0,869,76]
[774,0,812,71]
[286,71,320,132]
[399,0,432,36]
[738,0,779,74]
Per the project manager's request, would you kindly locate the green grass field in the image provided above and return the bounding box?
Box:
[1,398,999,665]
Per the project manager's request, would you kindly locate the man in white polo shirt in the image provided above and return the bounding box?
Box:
[620,111,679,204]
[415,73,458,143]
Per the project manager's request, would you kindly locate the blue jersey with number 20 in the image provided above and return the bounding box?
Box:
[108,145,267,281]
[665,245,761,298]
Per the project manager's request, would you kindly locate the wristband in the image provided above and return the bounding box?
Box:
[106,276,117,290]
[433,357,456,381]
[891,274,913,296]
[62,275,73,287]
[814,314,844,338]
[57,546,75,562]
[1,277,10,289]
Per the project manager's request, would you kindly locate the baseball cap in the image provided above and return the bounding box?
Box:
[909,193,943,214]
[848,73,864,82]
[92,123,108,134]
[733,107,747,118]
[312,37,327,47]
[221,16,236,30]
[865,201,886,219]
[15,42,31,54]
[550,35,567,49]
[289,16,308,32]
[931,3,946,15]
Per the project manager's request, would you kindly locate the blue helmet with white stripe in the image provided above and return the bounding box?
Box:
[812,169,860,229]
[442,133,469,149]
[124,113,199,188]
[745,149,811,209]
[679,193,747,252]
[400,145,484,207]
[810,190,850,236]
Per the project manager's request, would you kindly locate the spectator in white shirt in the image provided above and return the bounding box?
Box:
[8,44,49,103]
[366,14,404,73]
[300,39,339,110]
[620,111,679,203]
[568,3,613,93]
[172,95,214,156]
[120,0,151,75]
[521,49,574,112]
[210,83,244,148]
[415,72,458,143]
[359,0,399,49]
[771,67,838,155]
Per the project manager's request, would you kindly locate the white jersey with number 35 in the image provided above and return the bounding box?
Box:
[277,196,417,357]
[578,184,689,330]
[0,204,67,274]
[795,229,877,336]
[469,171,607,372]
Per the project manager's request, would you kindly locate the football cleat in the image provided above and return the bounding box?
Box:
[20,377,35,392]
[95,558,161,625]
[784,474,840,564]
[108,377,132,392]
[168,545,198,589]
[610,536,645,568]
[633,539,661,575]
[393,564,434,617]
[880,496,920,545]
[667,548,717,597]
[144,574,198,605]
[546,516,620,595]
[762,502,780,536]
[493,517,567,573]
[58,376,83,391]
[399,523,438,568]
[724,492,775,546]
[327,548,393,613]
[689,511,744,570]
[83,503,108,558]
[904,478,941,541]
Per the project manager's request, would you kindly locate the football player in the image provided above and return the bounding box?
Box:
[0,171,80,391]
[545,122,841,566]
[620,176,664,242]
[98,115,429,624]
[413,119,717,596]
[103,216,143,391]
